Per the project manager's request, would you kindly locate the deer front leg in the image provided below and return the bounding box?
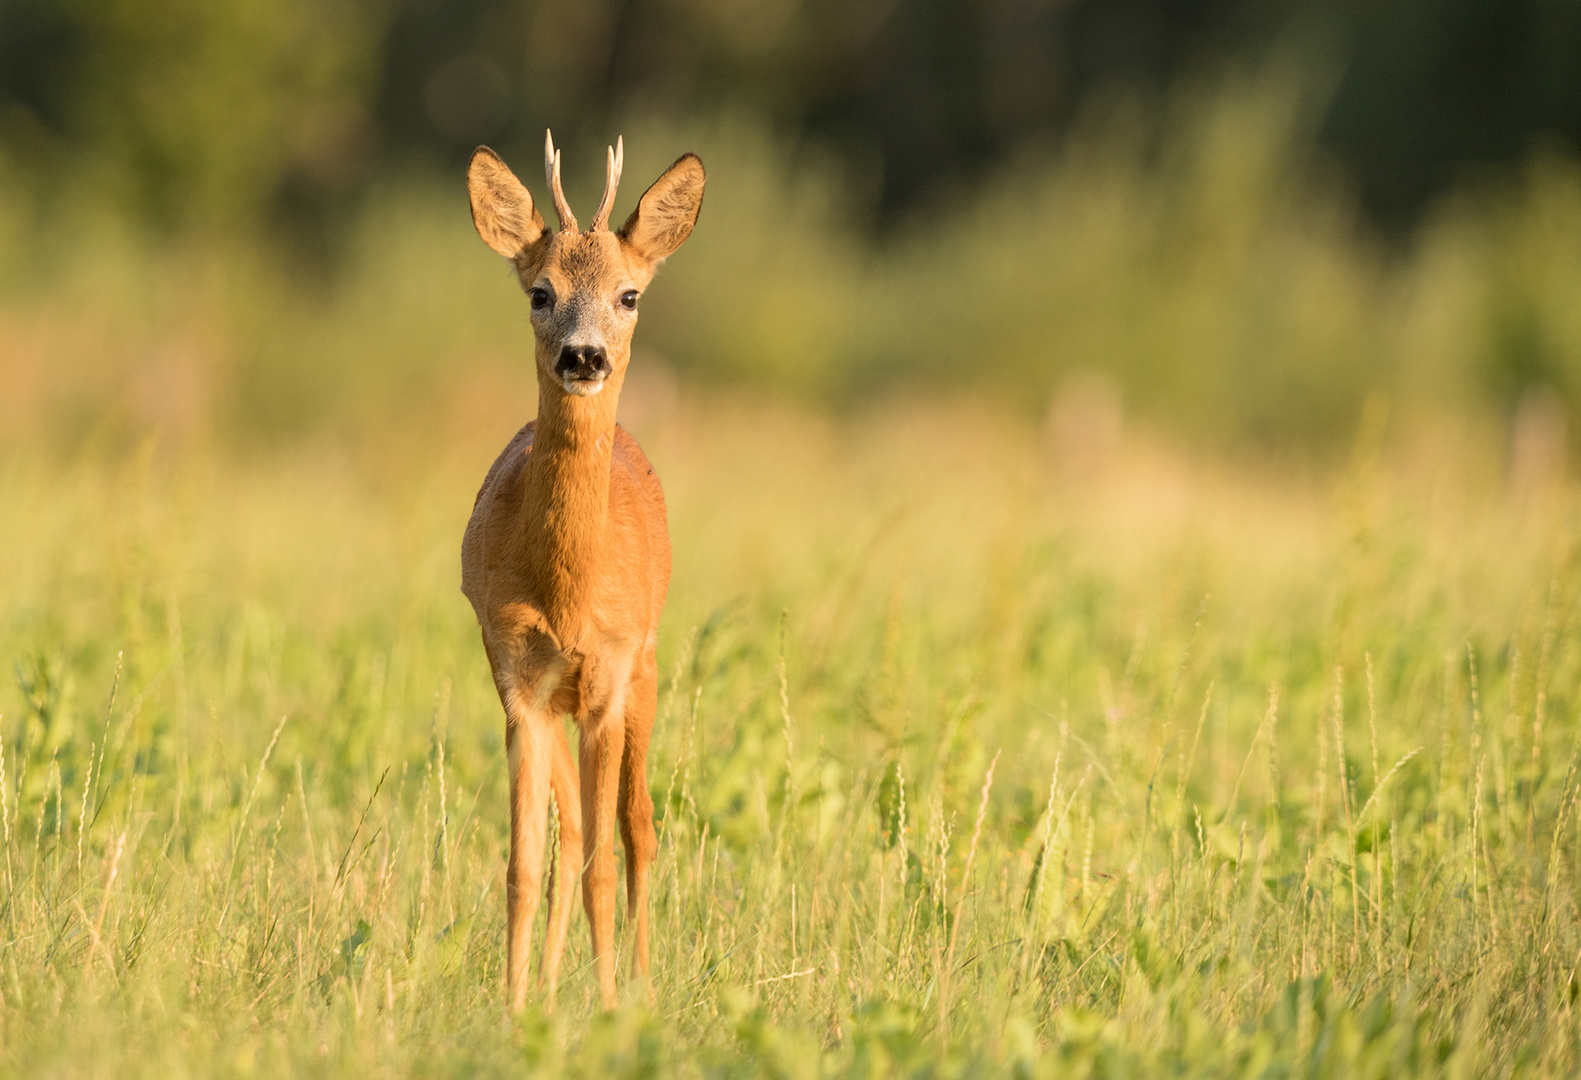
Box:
[539,726,582,1008]
[579,697,626,1008]
[504,694,555,1013]
[619,652,659,994]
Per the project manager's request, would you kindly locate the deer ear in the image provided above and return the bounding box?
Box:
[468,147,546,258]
[619,153,705,263]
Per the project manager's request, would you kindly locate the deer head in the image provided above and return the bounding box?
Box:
[467,132,706,398]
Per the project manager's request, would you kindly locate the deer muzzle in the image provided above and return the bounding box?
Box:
[555,345,612,395]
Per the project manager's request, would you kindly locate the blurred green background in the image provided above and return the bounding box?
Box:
[3,0,1581,459]
[7,7,1581,1072]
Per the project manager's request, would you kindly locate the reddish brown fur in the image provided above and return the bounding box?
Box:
[461,139,704,1011]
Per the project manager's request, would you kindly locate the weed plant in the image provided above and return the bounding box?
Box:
[2,397,1580,1077]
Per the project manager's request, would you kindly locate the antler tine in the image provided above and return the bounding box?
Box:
[590,136,624,231]
[543,129,578,233]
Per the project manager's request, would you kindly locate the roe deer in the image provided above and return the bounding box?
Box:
[461,132,705,1011]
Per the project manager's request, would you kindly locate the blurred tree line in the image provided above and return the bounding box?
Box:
[4,0,1581,456]
[3,0,1579,249]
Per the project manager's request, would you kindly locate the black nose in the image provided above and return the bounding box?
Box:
[555,345,611,379]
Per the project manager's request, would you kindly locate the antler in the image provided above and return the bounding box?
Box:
[590,136,624,232]
[543,129,579,233]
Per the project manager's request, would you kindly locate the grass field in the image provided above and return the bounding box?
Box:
[2,390,1580,1078]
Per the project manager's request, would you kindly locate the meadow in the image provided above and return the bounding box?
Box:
[2,387,1580,1078]
[5,98,1581,1077]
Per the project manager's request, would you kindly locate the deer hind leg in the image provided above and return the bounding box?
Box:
[539,724,582,1008]
[578,677,628,1008]
[619,651,659,993]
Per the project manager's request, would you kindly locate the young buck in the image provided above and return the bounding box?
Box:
[461,133,705,1011]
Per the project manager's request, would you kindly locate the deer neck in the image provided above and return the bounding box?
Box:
[521,369,624,638]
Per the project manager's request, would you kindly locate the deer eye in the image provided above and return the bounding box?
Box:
[620,290,638,311]
[529,287,550,309]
